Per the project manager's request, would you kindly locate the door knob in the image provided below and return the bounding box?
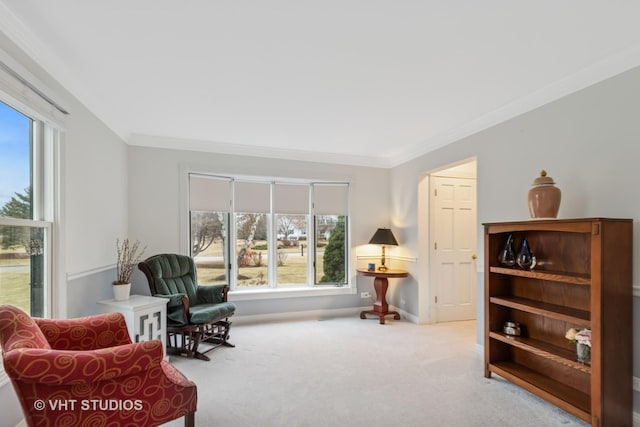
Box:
[472,254,477,260]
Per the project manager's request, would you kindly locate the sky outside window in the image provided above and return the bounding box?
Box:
[0,102,31,208]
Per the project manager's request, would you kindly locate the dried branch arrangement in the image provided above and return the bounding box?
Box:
[114,238,146,285]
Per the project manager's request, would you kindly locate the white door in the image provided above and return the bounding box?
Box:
[430,175,477,322]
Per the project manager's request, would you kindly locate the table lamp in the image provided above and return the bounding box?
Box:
[369,228,398,271]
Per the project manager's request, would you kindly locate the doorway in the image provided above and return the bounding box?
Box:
[420,159,477,323]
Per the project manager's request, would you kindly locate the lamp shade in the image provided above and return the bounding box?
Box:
[369,228,398,246]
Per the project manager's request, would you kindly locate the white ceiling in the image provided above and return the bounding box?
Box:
[2,1,640,167]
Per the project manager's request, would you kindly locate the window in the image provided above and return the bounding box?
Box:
[312,183,348,284]
[0,101,53,317]
[188,174,349,291]
[274,183,309,287]
[189,175,231,286]
[234,181,270,287]
[275,214,307,286]
[315,215,346,283]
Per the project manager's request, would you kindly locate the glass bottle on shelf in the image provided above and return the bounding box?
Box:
[516,238,536,270]
[498,234,516,267]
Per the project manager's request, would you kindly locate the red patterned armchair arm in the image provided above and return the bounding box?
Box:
[3,340,164,385]
[35,311,132,350]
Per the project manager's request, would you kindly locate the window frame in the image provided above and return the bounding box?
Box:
[0,95,62,384]
[185,172,354,299]
[0,104,55,317]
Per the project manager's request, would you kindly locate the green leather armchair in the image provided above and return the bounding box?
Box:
[139,253,236,361]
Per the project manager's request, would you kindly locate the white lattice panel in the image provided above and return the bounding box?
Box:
[97,295,168,357]
[136,310,164,342]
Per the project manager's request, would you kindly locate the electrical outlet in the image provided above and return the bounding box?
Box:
[360,292,371,299]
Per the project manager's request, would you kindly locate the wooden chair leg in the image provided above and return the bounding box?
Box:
[222,322,235,347]
[184,412,195,427]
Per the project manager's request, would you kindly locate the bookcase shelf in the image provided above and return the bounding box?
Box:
[489,361,591,421]
[489,266,590,285]
[488,331,590,373]
[484,218,632,426]
[489,296,590,325]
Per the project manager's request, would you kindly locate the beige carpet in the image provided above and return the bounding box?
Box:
[162,317,589,427]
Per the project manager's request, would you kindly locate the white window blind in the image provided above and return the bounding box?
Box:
[234,181,271,213]
[273,183,309,214]
[189,174,231,211]
[313,183,349,215]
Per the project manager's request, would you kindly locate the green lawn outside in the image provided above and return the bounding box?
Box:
[195,239,327,287]
[0,249,31,312]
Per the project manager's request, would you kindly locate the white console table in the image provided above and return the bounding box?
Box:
[97,295,168,353]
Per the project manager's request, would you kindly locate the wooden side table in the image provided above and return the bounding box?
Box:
[97,295,169,353]
[357,268,408,324]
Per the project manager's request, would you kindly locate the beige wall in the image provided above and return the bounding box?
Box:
[388,66,640,396]
[126,145,390,315]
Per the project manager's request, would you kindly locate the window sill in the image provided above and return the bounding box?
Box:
[229,285,355,301]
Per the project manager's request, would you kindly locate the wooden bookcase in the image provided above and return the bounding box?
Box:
[483,218,632,426]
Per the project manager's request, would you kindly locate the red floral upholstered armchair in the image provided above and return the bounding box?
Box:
[0,304,197,427]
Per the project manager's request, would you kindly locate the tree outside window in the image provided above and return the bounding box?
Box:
[316,215,346,284]
[190,211,228,285]
[236,213,267,286]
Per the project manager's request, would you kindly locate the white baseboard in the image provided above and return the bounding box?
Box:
[14,421,26,427]
[389,305,418,323]
[233,305,420,325]
[232,306,362,325]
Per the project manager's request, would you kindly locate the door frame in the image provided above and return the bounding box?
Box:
[417,157,477,324]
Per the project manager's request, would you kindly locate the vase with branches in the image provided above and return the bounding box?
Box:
[113,238,146,287]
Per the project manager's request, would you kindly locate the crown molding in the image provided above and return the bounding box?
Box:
[129,133,393,168]
[389,42,640,168]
